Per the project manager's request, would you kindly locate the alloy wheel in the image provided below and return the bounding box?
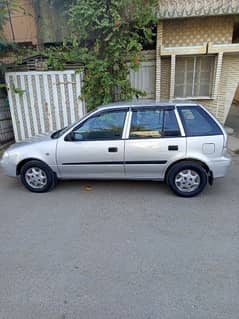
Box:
[25,167,48,189]
[175,169,201,193]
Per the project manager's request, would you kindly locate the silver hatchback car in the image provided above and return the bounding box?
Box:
[1,102,231,197]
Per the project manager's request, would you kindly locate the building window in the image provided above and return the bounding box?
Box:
[175,56,215,98]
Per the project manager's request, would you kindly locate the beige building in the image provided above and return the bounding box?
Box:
[156,0,239,124]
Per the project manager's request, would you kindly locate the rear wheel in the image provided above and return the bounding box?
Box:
[20,160,56,193]
[167,161,208,197]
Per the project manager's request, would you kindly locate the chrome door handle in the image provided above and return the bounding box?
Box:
[108,147,118,152]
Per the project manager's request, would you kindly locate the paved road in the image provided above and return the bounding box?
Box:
[0,156,239,319]
[225,103,239,137]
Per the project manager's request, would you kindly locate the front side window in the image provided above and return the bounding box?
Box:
[72,110,127,141]
[129,108,180,139]
[178,105,222,136]
[175,56,215,98]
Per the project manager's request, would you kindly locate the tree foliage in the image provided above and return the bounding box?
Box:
[49,0,158,110]
[0,1,9,41]
[2,0,158,110]
[0,0,17,56]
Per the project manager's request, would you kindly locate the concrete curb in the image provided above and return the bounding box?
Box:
[228,135,239,154]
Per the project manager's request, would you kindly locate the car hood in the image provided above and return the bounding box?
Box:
[8,132,54,150]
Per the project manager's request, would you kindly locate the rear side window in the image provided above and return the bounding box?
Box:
[129,108,181,139]
[178,105,222,136]
[130,109,164,139]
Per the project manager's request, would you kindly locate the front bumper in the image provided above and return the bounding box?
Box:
[0,156,17,177]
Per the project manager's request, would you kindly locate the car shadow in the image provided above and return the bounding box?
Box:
[0,169,228,199]
[56,178,171,195]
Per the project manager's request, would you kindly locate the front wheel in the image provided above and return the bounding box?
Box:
[166,161,208,197]
[20,160,56,193]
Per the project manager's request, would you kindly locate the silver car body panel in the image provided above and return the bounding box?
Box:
[124,137,186,179]
[1,101,231,182]
[1,133,58,177]
[56,140,125,179]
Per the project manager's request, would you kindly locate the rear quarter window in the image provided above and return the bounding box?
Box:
[178,105,222,136]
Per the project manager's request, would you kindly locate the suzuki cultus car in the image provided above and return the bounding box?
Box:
[1,102,231,197]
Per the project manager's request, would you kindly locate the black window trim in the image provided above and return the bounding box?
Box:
[131,105,175,112]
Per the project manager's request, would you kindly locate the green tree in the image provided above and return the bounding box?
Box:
[0,0,8,45]
[0,0,16,56]
[59,0,158,110]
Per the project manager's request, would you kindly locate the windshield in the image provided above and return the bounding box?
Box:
[51,110,95,139]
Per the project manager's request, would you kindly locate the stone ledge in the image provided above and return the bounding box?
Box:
[160,44,207,56]
[208,43,239,54]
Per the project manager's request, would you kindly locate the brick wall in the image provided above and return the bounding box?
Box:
[201,55,239,123]
[157,15,239,123]
[162,16,234,47]
[0,89,14,145]
[160,57,171,101]
[159,54,239,123]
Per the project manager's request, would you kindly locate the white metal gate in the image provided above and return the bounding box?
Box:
[129,61,156,99]
[5,70,85,141]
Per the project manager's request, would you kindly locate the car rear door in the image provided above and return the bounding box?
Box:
[124,107,186,179]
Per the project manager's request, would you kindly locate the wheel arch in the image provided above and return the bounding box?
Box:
[16,158,48,176]
[164,158,211,182]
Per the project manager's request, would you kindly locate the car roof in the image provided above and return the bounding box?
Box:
[97,100,199,111]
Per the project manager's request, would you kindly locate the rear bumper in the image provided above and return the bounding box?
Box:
[210,155,232,178]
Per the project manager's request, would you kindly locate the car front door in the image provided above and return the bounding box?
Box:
[56,109,128,179]
[124,107,186,179]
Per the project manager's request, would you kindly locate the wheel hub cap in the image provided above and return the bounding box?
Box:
[25,167,47,189]
[175,169,200,193]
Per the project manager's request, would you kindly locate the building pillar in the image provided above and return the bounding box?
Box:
[156,22,163,101]
[213,51,223,96]
[213,52,224,117]
[170,54,176,101]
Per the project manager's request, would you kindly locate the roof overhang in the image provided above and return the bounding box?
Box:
[158,0,239,20]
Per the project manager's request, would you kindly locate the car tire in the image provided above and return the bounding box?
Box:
[166,161,208,197]
[20,160,56,193]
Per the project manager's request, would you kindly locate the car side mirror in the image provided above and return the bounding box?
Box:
[66,131,83,141]
[65,131,76,141]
